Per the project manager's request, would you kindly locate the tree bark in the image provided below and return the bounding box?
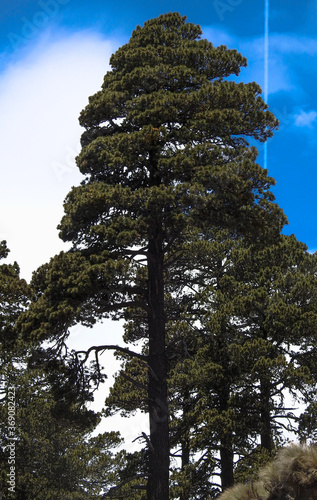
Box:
[220,439,234,490]
[217,332,234,491]
[146,234,169,500]
[180,424,190,500]
[260,377,273,452]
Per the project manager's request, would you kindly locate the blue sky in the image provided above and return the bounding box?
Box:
[1,0,317,281]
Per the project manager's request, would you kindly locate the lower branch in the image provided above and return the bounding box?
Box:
[76,344,148,363]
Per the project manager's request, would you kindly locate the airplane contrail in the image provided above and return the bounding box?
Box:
[264,0,269,170]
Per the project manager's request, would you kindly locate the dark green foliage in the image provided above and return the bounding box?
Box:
[0,245,126,499]
[109,232,317,496]
[1,367,125,499]
[0,241,29,355]
[18,12,289,499]
[167,233,317,492]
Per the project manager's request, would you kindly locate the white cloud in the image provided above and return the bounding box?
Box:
[0,31,118,281]
[269,34,317,55]
[0,33,149,447]
[294,109,317,128]
[200,25,236,48]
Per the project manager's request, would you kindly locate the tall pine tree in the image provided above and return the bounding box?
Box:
[20,13,286,499]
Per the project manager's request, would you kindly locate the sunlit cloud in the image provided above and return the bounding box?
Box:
[294,109,317,128]
[269,34,317,55]
[0,30,117,280]
[201,25,236,47]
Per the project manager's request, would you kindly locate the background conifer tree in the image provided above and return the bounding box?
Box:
[0,243,127,499]
[105,233,317,497]
[171,233,317,494]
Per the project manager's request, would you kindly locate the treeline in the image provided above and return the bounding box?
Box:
[106,232,317,499]
[1,12,317,500]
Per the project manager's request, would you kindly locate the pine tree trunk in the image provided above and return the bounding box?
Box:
[260,378,273,452]
[180,432,190,500]
[219,361,234,490]
[220,440,234,490]
[181,391,190,471]
[146,235,169,500]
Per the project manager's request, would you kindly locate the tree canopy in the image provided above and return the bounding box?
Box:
[0,243,130,499]
[16,12,313,500]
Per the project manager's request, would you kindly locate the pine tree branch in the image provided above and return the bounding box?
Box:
[103,474,147,497]
[76,345,148,363]
[132,432,155,454]
[95,299,151,315]
[122,247,149,257]
[181,339,194,360]
[119,370,148,391]
[142,432,155,454]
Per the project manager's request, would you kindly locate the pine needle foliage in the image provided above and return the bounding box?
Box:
[19,13,287,499]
